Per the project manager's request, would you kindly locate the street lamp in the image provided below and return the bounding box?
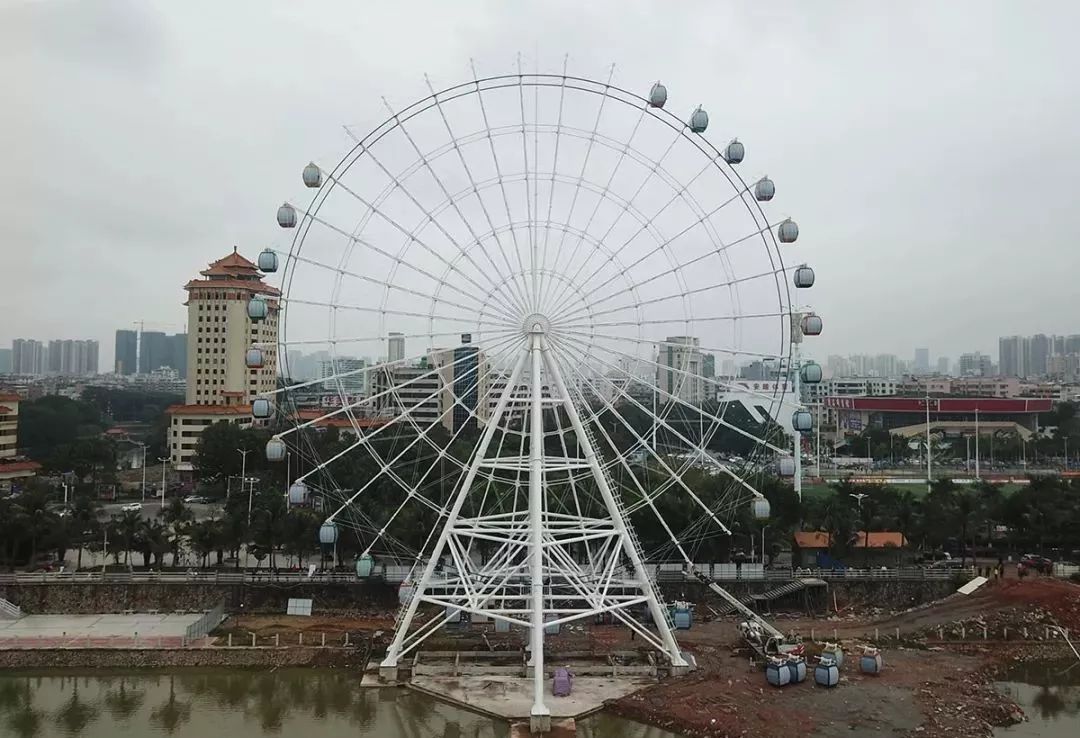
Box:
[136,442,147,502]
[235,448,252,501]
[157,457,169,508]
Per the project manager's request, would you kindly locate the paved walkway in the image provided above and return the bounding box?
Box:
[0,613,203,649]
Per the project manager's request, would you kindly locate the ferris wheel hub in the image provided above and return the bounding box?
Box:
[522,312,552,335]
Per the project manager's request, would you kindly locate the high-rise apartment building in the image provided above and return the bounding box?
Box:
[11,339,46,376]
[958,352,993,377]
[388,332,405,363]
[320,357,368,396]
[999,335,1026,378]
[45,339,99,375]
[657,336,705,404]
[1026,334,1051,377]
[115,330,138,375]
[166,249,279,471]
[0,349,11,374]
[935,356,950,375]
[914,348,930,375]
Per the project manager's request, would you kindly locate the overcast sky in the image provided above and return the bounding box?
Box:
[4,0,1079,369]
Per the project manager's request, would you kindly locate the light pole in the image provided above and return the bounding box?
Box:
[137,442,147,502]
[924,393,932,493]
[760,523,770,566]
[974,408,981,480]
[236,448,251,501]
[158,457,169,508]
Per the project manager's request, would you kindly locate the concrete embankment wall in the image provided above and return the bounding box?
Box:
[0,580,398,615]
[0,647,364,670]
[660,578,958,611]
[0,578,956,617]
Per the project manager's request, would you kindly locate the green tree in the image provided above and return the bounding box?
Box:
[159,498,194,566]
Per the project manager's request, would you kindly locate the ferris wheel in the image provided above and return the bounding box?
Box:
[249,58,820,727]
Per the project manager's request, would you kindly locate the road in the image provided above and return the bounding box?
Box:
[99,501,222,522]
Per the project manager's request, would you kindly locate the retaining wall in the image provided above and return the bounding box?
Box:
[0,580,397,615]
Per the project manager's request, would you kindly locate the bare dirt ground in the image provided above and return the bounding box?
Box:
[612,577,1080,738]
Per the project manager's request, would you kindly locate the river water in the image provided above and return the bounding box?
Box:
[0,669,683,738]
[995,660,1080,737]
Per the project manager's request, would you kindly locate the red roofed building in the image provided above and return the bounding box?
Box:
[0,391,40,490]
[166,248,279,472]
[793,530,911,568]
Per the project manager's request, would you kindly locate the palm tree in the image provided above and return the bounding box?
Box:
[159,497,194,567]
[13,490,55,567]
[113,511,142,568]
[188,520,219,568]
[69,495,102,571]
[250,490,288,570]
[953,490,979,567]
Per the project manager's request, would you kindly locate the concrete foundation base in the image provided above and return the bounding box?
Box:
[410,674,652,722]
[530,712,552,734]
[378,664,399,682]
[669,663,692,677]
[510,718,576,737]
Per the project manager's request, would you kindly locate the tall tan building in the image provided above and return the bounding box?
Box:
[166,249,279,472]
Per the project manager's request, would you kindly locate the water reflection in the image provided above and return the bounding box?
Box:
[996,659,1080,737]
[0,670,683,738]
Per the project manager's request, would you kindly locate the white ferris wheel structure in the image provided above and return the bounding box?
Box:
[248,58,822,727]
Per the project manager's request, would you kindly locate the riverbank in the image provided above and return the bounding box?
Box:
[0,646,366,671]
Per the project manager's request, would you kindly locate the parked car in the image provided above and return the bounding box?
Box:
[121,502,142,513]
[183,495,207,504]
[929,558,964,570]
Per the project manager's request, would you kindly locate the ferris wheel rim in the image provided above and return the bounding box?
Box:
[266,62,811,576]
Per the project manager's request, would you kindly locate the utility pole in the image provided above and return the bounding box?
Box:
[925,392,932,493]
[975,408,981,480]
[791,313,804,501]
[158,457,169,508]
[236,448,251,501]
[137,442,147,502]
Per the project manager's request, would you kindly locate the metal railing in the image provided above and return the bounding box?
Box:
[0,564,976,586]
[185,600,226,640]
[0,597,21,619]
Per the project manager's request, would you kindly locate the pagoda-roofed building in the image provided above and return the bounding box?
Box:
[166,248,279,473]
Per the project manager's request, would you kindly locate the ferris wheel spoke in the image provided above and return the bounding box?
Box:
[558,310,789,332]
[375,100,529,320]
[514,54,541,312]
[538,100,649,314]
[545,175,760,320]
[543,137,714,317]
[421,75,534,316]
[551,216,787,325]
[560,378,696,566]
[538,62,615,311]
[291,203,520,320]
[281,295,518,328]
[281,332,523,441]
[266,346,452,396]
[267,328,505,350]
[558,327,787,363]
[559,331,793,409]
[555,263,788,326]
[268,246,496,318]
[550,332,786,456]
[551,339,765,530]
[535,55,569,320]
[469,60,532,315]
[546,339,733,536]
[313,337,529,537]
